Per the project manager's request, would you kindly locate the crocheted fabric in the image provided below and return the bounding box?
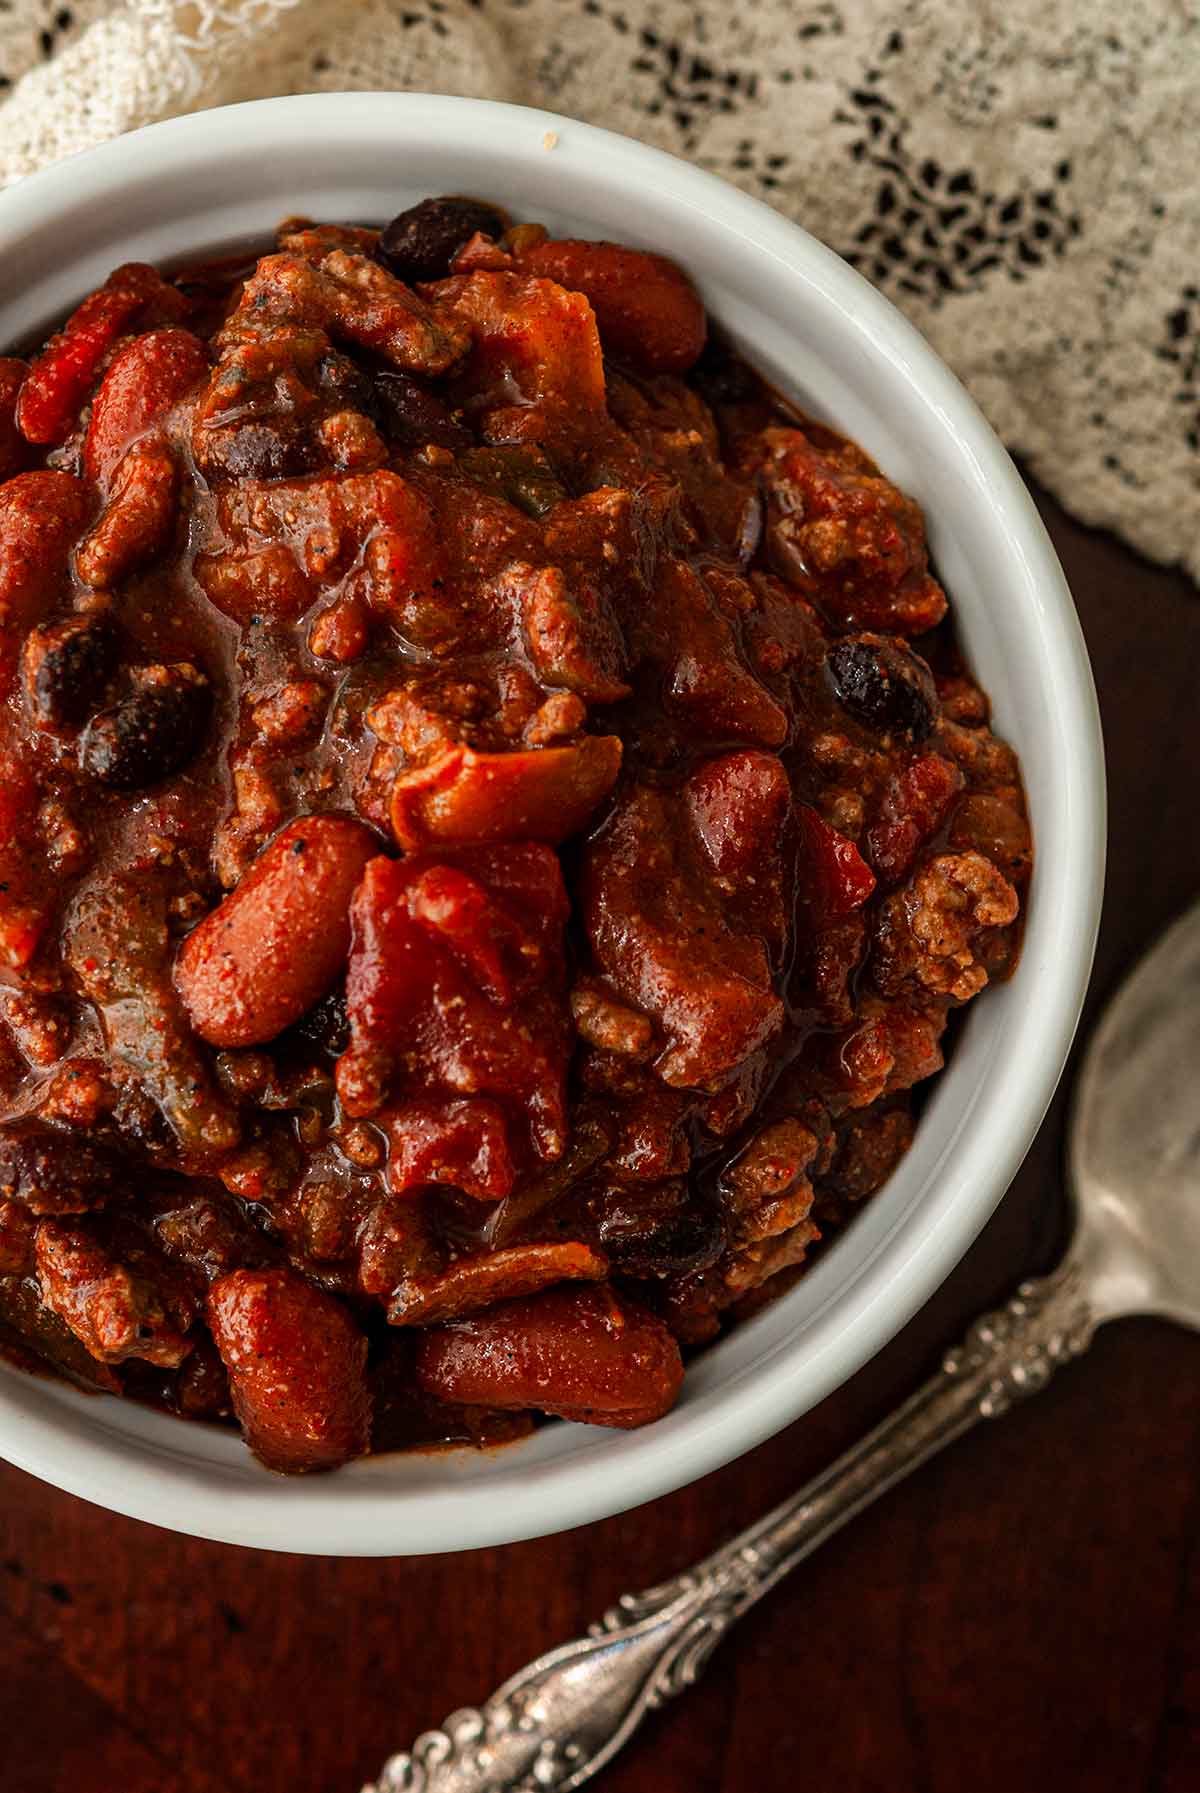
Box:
[1,0,1196,577]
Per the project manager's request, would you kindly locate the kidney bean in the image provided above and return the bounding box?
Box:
[414,1282,684,1428]
[827,633,938,742]
[377,196,509,284]
[513,237,707,374]
[22,614,119,729]
[208,1266,371,1472]
[84,328,210,487]
[18,289,144,446]
[175,816,379,1048]
[81,661,210,789]
[17,264,188,446]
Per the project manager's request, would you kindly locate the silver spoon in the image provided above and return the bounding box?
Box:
[364,899,1200,1793]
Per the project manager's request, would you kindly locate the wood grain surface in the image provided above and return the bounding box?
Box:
[2,481,1198,1793]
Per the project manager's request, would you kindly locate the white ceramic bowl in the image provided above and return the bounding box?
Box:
[0,92,1104,1555]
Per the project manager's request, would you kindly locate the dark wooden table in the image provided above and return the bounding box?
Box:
[3,482,1198,1793]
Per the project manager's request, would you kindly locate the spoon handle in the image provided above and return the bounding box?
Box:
[365,1259,1097,1793]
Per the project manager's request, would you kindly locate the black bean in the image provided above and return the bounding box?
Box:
[373,371,471,449]
[195,420,321,483]
[24,616,119,729]
[689,332,761,408]
[81,662,211,789]
[287,986,350,1059]
[315,350,375,411]
[826,633,938,741]
[0,1125,121,1215]
[376,195,508,284]
[595,1185,725,1277]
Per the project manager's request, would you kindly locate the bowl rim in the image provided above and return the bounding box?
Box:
[0,90,1105,1555]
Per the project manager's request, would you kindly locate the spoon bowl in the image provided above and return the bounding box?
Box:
[1069,898,1200,1327]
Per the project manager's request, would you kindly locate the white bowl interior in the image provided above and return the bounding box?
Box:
[0,94,1104,1554]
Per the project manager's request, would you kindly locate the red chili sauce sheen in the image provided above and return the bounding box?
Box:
[0,197,1030,1472]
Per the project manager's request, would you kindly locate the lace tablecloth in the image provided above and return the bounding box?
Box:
[0,0,1196,578]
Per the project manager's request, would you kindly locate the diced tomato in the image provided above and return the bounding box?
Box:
[336,846,572,1190]
[866,752,963,884]
[685,750,791,878]
[407,862,548,1004]
[382,1097,516,1201]
[795,805,877,921]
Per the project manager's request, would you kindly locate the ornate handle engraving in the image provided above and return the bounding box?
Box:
[366,1559,767,1793]
[365,1260,1097,1793]
[941,1263,1097,1417]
